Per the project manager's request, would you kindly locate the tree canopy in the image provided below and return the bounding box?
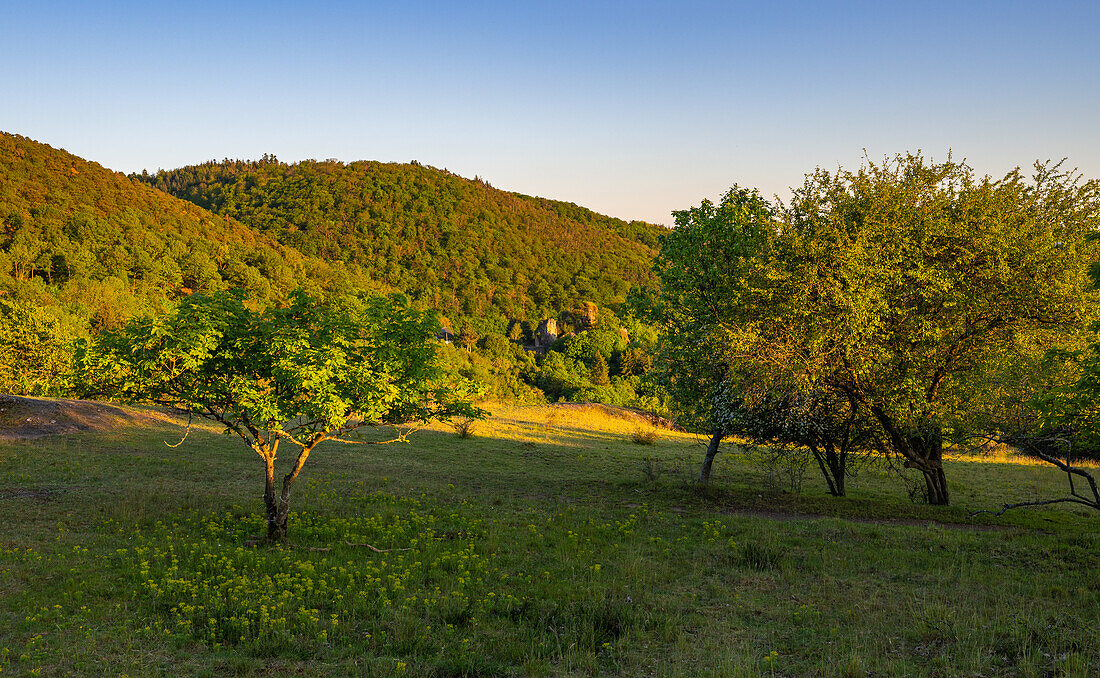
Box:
[78,290,482,540]
[649,156,1100,503]
[137,156,665,325]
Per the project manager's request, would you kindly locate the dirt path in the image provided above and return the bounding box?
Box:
[0,394,179,440]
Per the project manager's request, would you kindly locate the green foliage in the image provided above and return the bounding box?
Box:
[522,304,665,409]
[0,297,71,395]
[76,289,482,538]
[649,157,1100,504]
[1,133,666,406]
[779,156,1097,430]
[1037,348,1100,460]
[642,185,776,433]
[0,132,362,398]
[436,340,542,403]
[79,290,478,432]
[0,134,327,308]
[138,157,665,325]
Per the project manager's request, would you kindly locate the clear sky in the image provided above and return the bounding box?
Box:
[3,0,1097,225]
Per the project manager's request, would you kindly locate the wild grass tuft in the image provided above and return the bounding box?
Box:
[732,540,784,571]
[453,417,477,439]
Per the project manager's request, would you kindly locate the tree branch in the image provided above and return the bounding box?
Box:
[164,410,193,448]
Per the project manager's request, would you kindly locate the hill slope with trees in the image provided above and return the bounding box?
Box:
[0,133,361,318]
[0,133,367,393]
[0,133,666,406]
[138,156,665,328]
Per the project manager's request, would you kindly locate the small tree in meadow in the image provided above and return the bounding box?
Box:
[78,290,482,541]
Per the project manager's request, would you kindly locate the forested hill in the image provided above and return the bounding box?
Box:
[0,133,358,330]
[138,157,665,326]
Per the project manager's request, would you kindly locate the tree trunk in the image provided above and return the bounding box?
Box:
[910,428,948,505]
[274,495,291,540]
[270,442,318,542]
[263,453,285,541]
[810,443,845,497]
[922,466,950,505]
[870,408,949,505]
[698,431,724,484]
[827,445,846,497]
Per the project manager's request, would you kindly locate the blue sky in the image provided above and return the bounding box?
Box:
[3,0,1097,225]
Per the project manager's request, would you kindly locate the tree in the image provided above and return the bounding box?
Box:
[712,376,877,496]
[590,352,611,386]
[651,157,1099,503]
[459,323,480,352]
[641,186,776,483]
[78,290,482,541]
[0,297,72,396]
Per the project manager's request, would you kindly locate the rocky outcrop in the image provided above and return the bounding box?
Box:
[574,301,599,330]
[536,318,559,347]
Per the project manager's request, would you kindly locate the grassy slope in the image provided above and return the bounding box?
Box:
[1,404,1097,677]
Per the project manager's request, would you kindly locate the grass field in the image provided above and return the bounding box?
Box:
[1,402,1097,677]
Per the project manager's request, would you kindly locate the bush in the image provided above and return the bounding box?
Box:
[454,418,477,439]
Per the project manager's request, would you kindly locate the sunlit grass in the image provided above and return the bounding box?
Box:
[0,401,1097,676]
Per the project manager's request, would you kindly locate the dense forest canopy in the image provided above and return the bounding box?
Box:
[1,132,667,407]
[137,156,665,328]
[0,133,360,323]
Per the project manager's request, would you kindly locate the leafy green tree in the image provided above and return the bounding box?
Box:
[778,157,1098,504]
[507,321,524,342]
[78,290,481,541]
[590,352,611,387]
[651,157,1099,503]
[643,186,776,483]
[459,324,480,352]
[0,297,71,395]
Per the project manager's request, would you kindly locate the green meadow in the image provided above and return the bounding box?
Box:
[1,403,1097,677]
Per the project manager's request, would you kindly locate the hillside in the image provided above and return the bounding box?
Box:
[139,157,666,327]
[0,133,665,406]
[0,133,359,327]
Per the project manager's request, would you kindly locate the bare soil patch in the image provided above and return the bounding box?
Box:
[0,394,178,440]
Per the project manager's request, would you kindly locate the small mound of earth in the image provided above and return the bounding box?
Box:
[0,394,176,440]
[550,402,684,431]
